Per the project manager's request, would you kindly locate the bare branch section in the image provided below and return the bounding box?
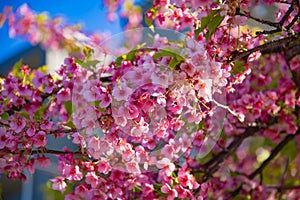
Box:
[229,33,300,62]
[266,184,300,191]
[30,148,82,156]
[230,128,300,197]
[249,129,300,179]
[236,9,280,28]
[279,0,297,26]
[192,127,260,181]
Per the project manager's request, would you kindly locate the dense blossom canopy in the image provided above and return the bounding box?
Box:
[0,0,300,199]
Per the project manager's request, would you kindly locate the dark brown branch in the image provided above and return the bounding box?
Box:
[255,29,282,35]
[229,33,300,62]
[49,128,78,135]
[231,128,300,197]
[236,10,280,28]
[100,75,112,82]
[192,127,259,181]
[262,44,300,60]
[266,184,300,191]
[30,148,82,156]
[279,0,296,25]
[285,0,300,30]
[249,129,300,179]
[256,0,299,35]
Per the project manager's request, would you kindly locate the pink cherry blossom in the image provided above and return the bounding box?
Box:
[85,172,99,188]
[126,161,141,174]
[99,93,112,108]
[156,158,175,177]
[32,71,45,88]
[33,131,47,147]
[57,88,71,104]
[65,165,83,181]
[51,176,67,193]
[96,160,111,174]
[0,127,7,149]
[112,84,133,101]
[161,183,178,200]
[10,116,26,133]
[75,185,89,198]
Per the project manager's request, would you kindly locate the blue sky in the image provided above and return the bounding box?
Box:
[0,0,127,63]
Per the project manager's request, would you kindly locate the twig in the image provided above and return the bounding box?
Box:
[212,99,244,123]
[236,9,280,28]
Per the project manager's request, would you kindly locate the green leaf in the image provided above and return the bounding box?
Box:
[281,140,297,162]
[0,112,9,121]
[153,49,185,61]
[207,15,224,41]
[64,120,76,129]
[263,138,277,148]
[64,101,73,117]
[34,104,48,121]
[194,10,224,41]
[19,111,30,119]
[81,60,99,69]
[12,59,23,78]
[169,58,180,69]
[232,61,246,75]
[195,17,209,38]
[132,185,142,193]
[127,49,138,61]
[83,46,94,57]
[145,17,152,27]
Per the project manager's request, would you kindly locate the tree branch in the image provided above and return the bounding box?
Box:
[266,184,300,191]
[192,127,260,181]
[279,0,297,26]
[249,129,300,179]
[236,9,280,28]
[30,148,82,156]
[231,128,300,197]
[229,33,300,62]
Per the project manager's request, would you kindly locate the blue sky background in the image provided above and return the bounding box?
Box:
[0,0,129,64]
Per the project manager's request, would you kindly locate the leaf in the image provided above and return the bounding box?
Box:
[194,10,224,41]
[11,59,23,78]
[132,185,142,193]
[64,101,73,117]
[19,111,30,119]
[145,17,152,27]
[281,140,297,162]
[195,17,209,38]
[169,58,180,69]
[127,49,138,61]
[232,60,246,75]
[0,112,9,121]
[34,104,48,121]
[64,120,76,129]
[115,56,123,65]
[37,65,48,74]
[83,46,94,57]
[153,49,185,61]
[207,15,224,41]
[81,60,100,69]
